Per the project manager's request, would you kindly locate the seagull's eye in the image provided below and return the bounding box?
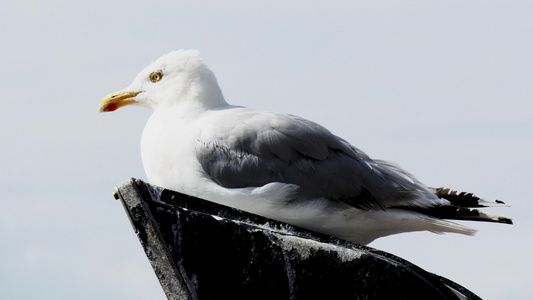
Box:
[150,71,163,83]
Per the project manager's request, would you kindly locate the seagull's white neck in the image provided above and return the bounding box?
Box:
[155,81,229,117]
[185,75,228,110]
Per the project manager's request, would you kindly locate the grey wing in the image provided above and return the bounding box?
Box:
[196,111,438,210]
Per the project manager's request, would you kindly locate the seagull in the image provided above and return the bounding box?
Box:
[98,50,511,245]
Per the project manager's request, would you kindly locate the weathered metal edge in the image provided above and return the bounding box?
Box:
[115,178,197,300]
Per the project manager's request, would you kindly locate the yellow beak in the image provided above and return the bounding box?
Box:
[97,89,141,113]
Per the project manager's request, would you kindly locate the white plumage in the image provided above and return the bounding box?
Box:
[98,50,511,245]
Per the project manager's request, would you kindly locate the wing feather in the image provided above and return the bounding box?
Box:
[196,108,439,209]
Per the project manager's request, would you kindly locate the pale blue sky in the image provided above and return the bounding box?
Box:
[1,1,531,299]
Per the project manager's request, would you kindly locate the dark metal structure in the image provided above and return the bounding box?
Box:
[113,178,480,300]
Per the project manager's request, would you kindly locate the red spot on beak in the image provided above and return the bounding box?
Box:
[105,103,118,112]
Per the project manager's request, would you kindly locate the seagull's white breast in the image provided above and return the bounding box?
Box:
[141,106,204,193]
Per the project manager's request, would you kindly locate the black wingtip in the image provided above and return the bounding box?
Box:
[420,204,513,224]
[498,217,513,225]
[431,187,510,208]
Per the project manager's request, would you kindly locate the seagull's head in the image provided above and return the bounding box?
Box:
[98,50,226,113]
